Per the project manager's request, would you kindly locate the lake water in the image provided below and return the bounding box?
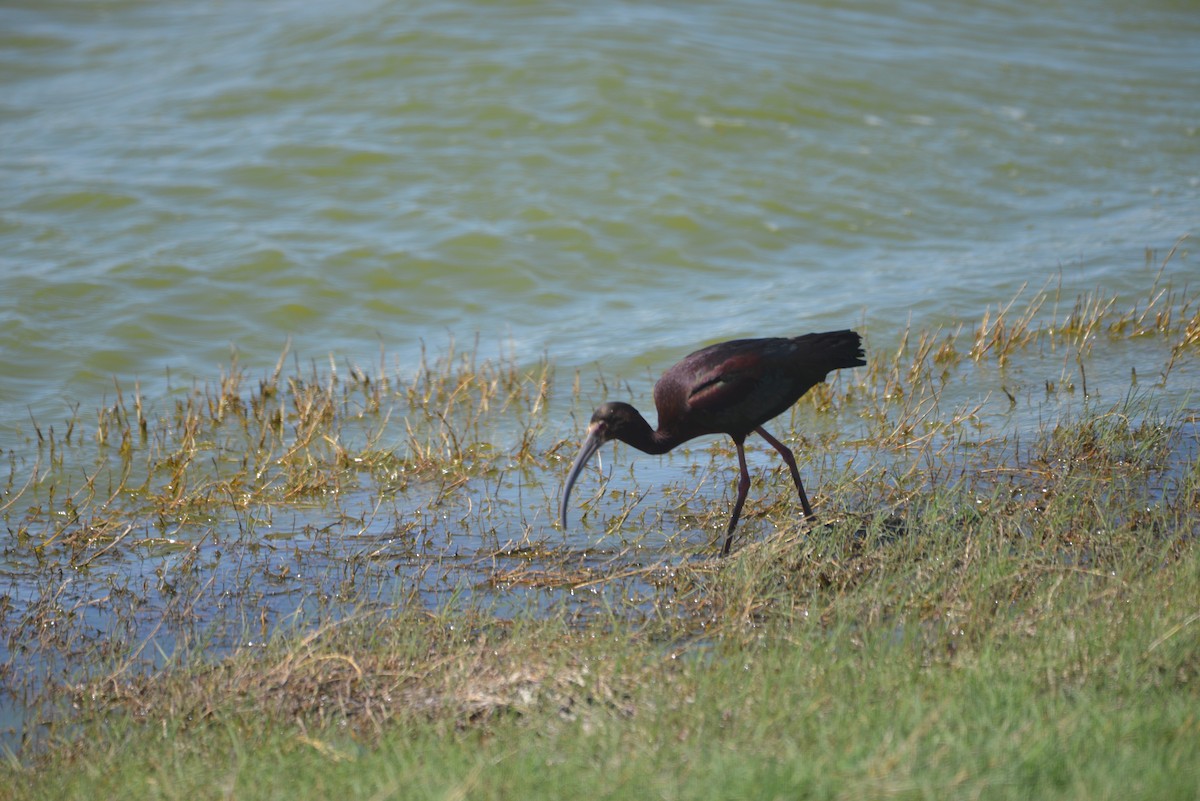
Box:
[1,0,1198,747]
[2,0,1197,444]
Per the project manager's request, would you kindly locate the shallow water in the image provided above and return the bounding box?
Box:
[1,0,1198,750]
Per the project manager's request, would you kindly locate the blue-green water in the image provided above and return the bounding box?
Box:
[2,0,1196,444]
[1,0,1198,748]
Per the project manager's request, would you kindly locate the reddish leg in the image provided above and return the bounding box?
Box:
[755,426,816,520]
[722,436,753,555]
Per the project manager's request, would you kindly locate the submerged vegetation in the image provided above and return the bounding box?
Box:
[2,246,1199,798]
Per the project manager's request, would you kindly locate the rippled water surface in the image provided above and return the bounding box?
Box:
[3,0,1197,437]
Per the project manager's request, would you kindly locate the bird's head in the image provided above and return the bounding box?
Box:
[588,401,642,438]
[558,402,642,530]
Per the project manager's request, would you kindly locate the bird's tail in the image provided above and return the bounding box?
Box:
[795,329,866,372]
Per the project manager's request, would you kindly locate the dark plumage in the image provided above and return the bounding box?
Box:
[559,330,865,554]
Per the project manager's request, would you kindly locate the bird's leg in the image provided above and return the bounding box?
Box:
[755,426,816,521]
[722,436,753,556]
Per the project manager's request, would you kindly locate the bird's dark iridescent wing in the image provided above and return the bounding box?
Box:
[684,351,761,414]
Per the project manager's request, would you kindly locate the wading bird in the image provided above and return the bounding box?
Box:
[559,330,864,554]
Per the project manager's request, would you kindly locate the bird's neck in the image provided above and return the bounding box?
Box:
[616,412,679,456]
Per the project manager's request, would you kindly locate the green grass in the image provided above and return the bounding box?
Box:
[7,535,1198,800]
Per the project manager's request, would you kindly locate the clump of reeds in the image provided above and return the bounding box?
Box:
[13,337,557,549]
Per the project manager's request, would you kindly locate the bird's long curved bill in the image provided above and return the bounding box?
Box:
[559,424,605,529]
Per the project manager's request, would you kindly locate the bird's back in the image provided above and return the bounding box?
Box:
[652,330,864,441]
